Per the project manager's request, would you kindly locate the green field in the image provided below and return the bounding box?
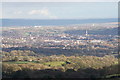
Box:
[3,61,38,64]
[105,74,120,78]
[114,61,119,64]
[44,61,66,67]
[3,61,66,66]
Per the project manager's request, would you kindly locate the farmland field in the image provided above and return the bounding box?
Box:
[43,61,66,67]
[3,61,38,64]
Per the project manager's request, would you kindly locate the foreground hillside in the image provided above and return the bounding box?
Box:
[2,51,119,78]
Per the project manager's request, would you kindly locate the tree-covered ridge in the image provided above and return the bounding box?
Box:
[2,50,119,78]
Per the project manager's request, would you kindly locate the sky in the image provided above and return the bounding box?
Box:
[1,0,119,2]
[1,2,118,19]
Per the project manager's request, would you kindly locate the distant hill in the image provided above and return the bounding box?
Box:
[0,18,117,27]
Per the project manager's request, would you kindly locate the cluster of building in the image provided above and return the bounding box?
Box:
[2,28,118,52]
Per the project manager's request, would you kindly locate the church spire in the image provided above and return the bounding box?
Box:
[85,30,88,36]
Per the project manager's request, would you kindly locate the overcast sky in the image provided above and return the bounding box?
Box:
[1,0,119,2]
[1,1,118,19]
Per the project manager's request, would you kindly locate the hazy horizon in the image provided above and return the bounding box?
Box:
[1,18,118,27]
